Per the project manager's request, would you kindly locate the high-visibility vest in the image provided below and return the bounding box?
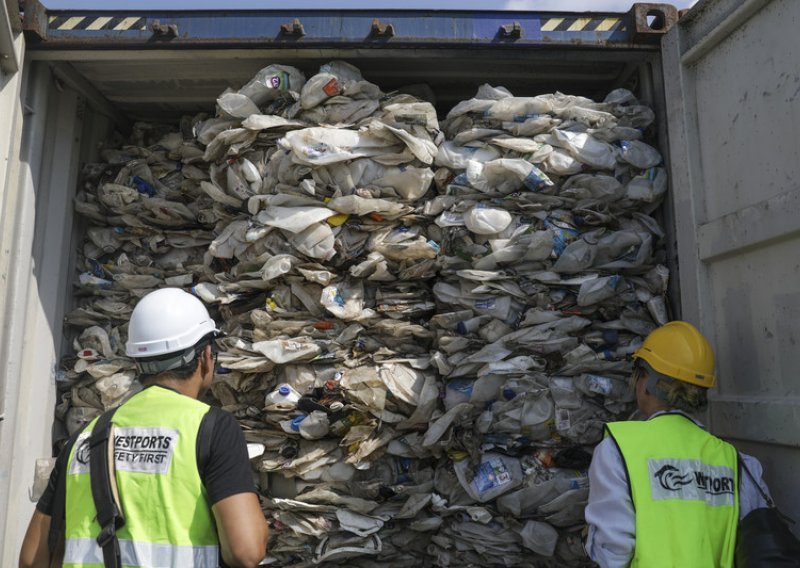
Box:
[606,413,739,568]
[63,386,220,567]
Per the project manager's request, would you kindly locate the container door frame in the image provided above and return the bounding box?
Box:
[662,0,800,523]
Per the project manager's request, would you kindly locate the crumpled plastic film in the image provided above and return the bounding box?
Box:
[61,63,670,566]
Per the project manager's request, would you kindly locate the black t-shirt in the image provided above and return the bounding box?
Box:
[37,387,256,515]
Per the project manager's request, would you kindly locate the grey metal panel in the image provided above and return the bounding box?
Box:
[0,0,20,73]
[0,61,87,565]
[663,0,800,523]
[0,23,26,565]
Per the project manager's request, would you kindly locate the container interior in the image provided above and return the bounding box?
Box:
[0,43,673,563]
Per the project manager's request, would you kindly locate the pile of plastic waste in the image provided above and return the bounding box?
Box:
[60,60,670,566]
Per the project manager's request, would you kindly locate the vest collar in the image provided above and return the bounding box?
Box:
[649,409,705,429]
[143,383,182,396]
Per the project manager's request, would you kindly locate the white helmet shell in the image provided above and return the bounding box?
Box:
[126,288,218,358]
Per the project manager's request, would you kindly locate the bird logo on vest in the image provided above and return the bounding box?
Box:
[76,438,91,466]
[654,464,694,491]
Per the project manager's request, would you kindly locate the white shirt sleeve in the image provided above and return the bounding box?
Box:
[739,452,772,518]
[585,436,636,568]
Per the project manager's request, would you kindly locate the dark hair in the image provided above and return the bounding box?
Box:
[139,332,217,383]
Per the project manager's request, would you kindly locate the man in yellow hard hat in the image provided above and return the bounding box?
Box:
[585,321,771,568]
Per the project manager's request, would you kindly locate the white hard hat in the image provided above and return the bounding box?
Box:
[126,288,219,359]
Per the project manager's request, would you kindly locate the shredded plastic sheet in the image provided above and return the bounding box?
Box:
[58,63,669,567]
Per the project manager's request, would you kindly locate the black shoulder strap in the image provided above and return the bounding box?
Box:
[196,406,223,480]
[48,434,80,556]
[88,406,124,568]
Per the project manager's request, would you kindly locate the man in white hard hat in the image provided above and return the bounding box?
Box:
[20,288,269,568]
[585,321,772,567]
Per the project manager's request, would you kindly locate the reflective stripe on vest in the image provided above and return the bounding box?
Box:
[606,413,739,568]
[64,538,219,567]
[64,386,219,568]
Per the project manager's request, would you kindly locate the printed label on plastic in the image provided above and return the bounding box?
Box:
[585,374,613,396]
[522,166,553,192]
[473,457,512,494]
[447,380,474,395]
[322,78,341,97]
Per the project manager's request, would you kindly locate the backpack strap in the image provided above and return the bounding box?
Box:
[48,433,80,557]
[88,406,124,568]
[196,405,223,480]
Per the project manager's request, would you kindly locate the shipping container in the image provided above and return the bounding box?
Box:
[1,0,798,563]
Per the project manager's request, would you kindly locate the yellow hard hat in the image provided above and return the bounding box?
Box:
[632,321,716,388]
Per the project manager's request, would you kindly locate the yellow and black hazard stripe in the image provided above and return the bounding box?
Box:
[48,15,147,31]
[540,16,625,33]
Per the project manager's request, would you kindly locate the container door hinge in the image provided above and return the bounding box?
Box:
[629,3,678,42]
[499,22,522,39]
[150,20,178,39]
[370,19,395,38]
[280,18,305,38]
[20,0,47,41]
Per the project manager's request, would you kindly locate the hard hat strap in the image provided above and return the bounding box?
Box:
[135,346,197,376]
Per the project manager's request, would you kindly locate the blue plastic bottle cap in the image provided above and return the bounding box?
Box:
[279,385,290,396]
[502,388,516,400]
[291,415,305,431]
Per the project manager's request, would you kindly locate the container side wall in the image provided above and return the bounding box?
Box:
[663,0,800,524]
[0,61,87,565]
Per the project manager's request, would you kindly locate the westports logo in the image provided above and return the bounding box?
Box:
[648,458,735,505]
[654,464,694,491]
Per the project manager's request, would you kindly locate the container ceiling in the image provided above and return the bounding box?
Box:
[34,47,653,122]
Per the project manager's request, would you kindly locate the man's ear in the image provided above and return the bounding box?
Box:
[199,345,213,375]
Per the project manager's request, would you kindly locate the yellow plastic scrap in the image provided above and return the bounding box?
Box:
[323,197,348,226]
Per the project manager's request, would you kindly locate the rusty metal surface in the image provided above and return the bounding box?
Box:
[370,18,395,38]
[20,0,46,41]
[629,3,679,43]
[279,18,305,38]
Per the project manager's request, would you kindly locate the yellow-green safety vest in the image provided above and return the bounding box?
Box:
[63,386,220,567]
[606,413,739,568]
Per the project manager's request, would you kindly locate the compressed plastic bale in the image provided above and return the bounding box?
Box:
[287,222,336,260]
[518,520,559,556]
[60,65,673,567]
